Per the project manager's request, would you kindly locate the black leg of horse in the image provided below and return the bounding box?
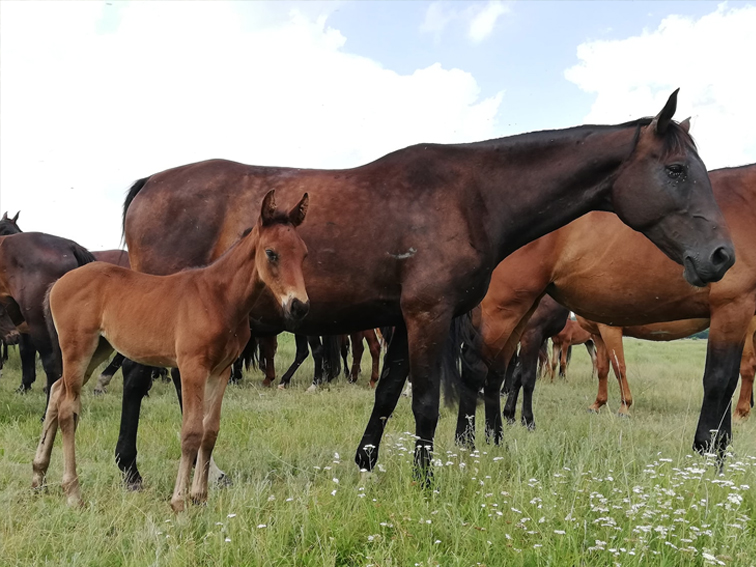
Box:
[454,344,489,449]
[115,360,153,490]
[278,334,309,388]
[171,367,183,411]
[517,338,543,430]
[483,368,506,445]
[309,336,324,386]
[17,334,37,393]
[502,355,522,425]
[355,324,409,471]
[229,357,243,385]
[94,353,126,394]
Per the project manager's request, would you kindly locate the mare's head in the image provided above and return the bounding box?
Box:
[0,212,21,235]
[610,90,734,287]
[255,190,310,324]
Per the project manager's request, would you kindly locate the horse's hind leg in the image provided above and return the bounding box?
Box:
[32,378,63,489]
[17,334,37,393]
[115,360,153,489]
[94,353,125,394]
[366,330,381,388]
[735,317,756,421]
[348,333,364,384]
[191,365,231,505]
[601,326,631,416]
[58,338,111,507]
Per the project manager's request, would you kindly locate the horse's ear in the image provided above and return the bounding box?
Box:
[1,212,7,221]
[12,211,19,223]
[650,88,679,136]
[289,193,309,227]
[260,190,277,226]
[679,117,691,133]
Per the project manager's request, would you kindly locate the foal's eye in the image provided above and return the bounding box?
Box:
[666,164,685,179]
[265,249,279,262]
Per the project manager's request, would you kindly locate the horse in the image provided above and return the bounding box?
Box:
[347,329,382,388]
[576,316,756,420]
[549,319,597,380]
[0,211,21,235]
[0,232,97,400]
[32,191,310,511]
[456,163,754,457]
[117,91,733,485]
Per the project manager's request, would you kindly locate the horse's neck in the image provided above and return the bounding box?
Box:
[203,230,262,321]
[473,126,638,263]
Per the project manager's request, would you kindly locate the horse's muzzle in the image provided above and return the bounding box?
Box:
[683,244,735,287]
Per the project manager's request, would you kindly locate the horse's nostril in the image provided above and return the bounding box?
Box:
[711,246,733,269]
[289,298,310,320]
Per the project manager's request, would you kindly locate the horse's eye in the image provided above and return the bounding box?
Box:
[666,164,685,179]
[265,249,278,262]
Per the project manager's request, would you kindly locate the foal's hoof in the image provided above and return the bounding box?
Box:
[170,499,185,514]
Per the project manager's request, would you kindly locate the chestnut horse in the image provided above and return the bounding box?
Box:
[0,232,96,399]
[33,191,310,511]
[577,316,756,420]
[118,92,733,484]
[457,163,753,457]
[549,319,597,381]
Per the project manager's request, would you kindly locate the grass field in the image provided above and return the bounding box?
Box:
[1,334,755,566]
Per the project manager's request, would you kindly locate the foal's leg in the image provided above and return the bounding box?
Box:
[171,361,207,513]
[191,366,231,505]
[32,379,63,489]
[734,318,756,421]
[355,324,409,472]
[348,333,364,384]
[59,339,112,507]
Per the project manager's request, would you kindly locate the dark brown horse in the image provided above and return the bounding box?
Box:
[0,232,96,400]
[33,191,310,510]
[119,92,733,484]
[0,212,21,236]
[458,163,754,457]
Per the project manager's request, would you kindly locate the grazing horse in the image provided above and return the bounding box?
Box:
[549,319,597,380]
[119,91,733,484]
[0,232,96,398]
[577,316,756,420]
[32,191,310,511]
[457,163,753,456]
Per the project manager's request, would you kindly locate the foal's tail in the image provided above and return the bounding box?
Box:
[441,307,487,407]
[42,284,62,376]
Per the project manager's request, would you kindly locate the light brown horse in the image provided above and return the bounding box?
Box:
[347,329,382,388]
[577,316,756,420]
[458,164,754,457]
[32,191,310,511]
[549,319,597,381]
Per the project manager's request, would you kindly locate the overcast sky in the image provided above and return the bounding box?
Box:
[1,1,754,250]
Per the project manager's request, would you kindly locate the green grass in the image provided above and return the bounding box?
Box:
[1,335,755,566]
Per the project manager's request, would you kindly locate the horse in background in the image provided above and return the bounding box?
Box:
[577,316,756,420]
[119,91,733,485]
[549,319,597,380]
[33,191,310,511]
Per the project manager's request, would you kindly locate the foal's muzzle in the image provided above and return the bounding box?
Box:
[285,298,310,322]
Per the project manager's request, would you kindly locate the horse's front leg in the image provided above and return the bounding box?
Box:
[191,365,231,505]
[355,324,409,471]
[694,300,754,457]
[171,360,207,513]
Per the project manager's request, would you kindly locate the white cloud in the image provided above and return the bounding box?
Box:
[468,1,510,43]
[565,3,756,170]
[421,1,509,44]
[0,1,503,250]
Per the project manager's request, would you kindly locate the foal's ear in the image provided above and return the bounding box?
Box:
[12,211,19,223]
[260,190,277,226]
[650,88,679,136]
[679,117,691,133]
[288,193,309,227]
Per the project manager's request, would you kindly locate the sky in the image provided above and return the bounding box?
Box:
[1,0,755,250]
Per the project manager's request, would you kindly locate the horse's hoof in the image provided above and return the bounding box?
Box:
[93,388,105,396]
[125,476,144,492]
[587,407,600,414]
[15,385,30,394]
[306,384,318,393]
[261,380,273,388]
[277,383,287,390]
[170,499,185,513]
[617,412,631,419]
[216,473,233,488]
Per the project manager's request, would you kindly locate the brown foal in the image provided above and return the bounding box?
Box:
[32,191,310,511]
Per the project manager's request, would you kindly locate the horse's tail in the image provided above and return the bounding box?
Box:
[441,308,487,407]
[42,284,62,373]
[70,242,97,267]
[122,176,151,235]
[322,335,342,380]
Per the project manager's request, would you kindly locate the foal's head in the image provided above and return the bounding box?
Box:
[256,190,310,323]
